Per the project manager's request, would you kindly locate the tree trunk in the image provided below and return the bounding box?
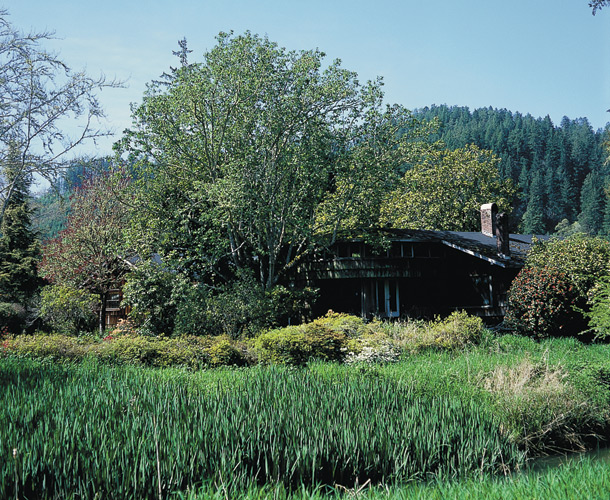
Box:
[99,291,107,336]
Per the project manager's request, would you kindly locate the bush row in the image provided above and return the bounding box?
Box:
[1,311,485,368]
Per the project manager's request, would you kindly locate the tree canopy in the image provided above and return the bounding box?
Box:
[40,172,130,334]
[118,32,424,291]
[380,145,515,231]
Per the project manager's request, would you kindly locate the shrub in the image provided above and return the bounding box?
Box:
[345,335,400,364]
[507,234,610,338]
[2,333,249,369]
[39,285,98,335]
[121,262,178,336]
[205,335,248,367]
[584,277,610,340]
[309,310,373,338]
[506,267,580,338]
[428,310,484,348]
[162,271,317,338]
[5,333,90,361]
[0,302,26,334]
[254,323,347,366]
[526,235,610,297]
[387,311,484,353]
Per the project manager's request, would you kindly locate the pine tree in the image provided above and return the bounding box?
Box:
[521,172,546,234]
[578,172,606,235]
[0,147,41,332]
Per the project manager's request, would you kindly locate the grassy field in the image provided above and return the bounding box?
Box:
[2,332,610,498]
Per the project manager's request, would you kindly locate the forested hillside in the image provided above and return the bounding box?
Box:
[415,105,609,235]
[31,158,113,241]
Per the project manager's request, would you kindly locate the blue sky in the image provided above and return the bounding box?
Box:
[5,0,610,158]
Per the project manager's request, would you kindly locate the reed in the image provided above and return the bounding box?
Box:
[0,358,522,499]
[178,457,610,499]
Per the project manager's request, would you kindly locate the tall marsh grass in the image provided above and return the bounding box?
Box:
[0,358,523,499]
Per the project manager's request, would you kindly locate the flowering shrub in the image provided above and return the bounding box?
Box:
[506,267,580,338]
[345,342,400,364]
[0,326,11,354]
[526,235,610,297]
[506,235,610,338]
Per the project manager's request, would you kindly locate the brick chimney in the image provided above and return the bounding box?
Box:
[480,203,498,237]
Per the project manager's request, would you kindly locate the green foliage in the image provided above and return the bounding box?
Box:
[205,335,247,367]
[121,261,178,336]
[175,274,271,338]
[2,333,248,369]
[118,32,427,296]
[253,314,354,365]
[176,458,610,500]
[0,146,41,307]
[4,333,90,361]
[506,267,580,338]
[377,312,485,354]
[94,335,215,368]
[39,285,98,335]
[0,302,26,334]
[39,171,130,334]
[427,311,485,348]
[414,106,608,234]
[31,190,70,241]
[584,276,610,339]
[526,235,610,295]
[578,171,606,235]
[381,145,515,231]
[0,360,523,498]
[307,310,373,338]
[125,264,317,338]
[507,234,610,337]
[520,171,546,234]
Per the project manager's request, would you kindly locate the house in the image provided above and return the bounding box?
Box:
[306,204,541,322]
[104,288,129,328]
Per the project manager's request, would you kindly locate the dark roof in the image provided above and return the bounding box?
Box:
[377,229,547,268]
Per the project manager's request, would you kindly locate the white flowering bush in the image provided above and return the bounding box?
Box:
[345,340,400,364]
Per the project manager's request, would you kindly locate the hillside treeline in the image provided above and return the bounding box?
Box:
[415,105,609,235]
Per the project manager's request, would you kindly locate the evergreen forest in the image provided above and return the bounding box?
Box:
[415,105,609,235]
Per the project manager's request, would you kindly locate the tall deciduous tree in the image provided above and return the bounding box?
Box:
[0,10,122,228]
[118,32,420,291]
[40,172,129,334]
[379,144,515,231]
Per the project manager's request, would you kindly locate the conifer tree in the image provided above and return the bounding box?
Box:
[578,172,606,235]
[521,172,546,234]
[0,146,41,331]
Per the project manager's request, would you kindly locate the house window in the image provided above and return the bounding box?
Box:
[106,291,121,310]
